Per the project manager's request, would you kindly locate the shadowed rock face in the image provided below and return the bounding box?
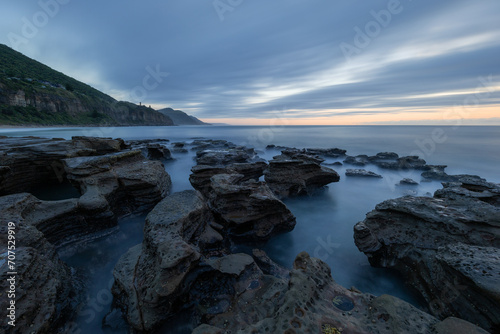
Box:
[0,136,127,196]
[0,194,78,334]
[265,150,340,199]
[354,177,500,332]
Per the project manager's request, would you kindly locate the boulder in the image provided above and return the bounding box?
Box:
[368,152,399,161]
[63,150,171,218]
[111,190,219,332]
[207,174,296,241]
[345,169,383,178]
[72,136,127,154]
[343,155,369,166]
[189,162,267,197]
[146,143,173,160]
[265,151,340,198]
[305,147,347,158]
[195,148,256,166]
[354,177,500,332]
[376,155,427,170]
[399,178,419,185]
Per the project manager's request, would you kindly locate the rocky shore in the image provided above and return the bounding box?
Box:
[0,136,496,333]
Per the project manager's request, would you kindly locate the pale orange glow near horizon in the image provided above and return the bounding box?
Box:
[202,105,500,126]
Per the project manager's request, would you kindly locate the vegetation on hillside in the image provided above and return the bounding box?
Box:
[0,44,113,103]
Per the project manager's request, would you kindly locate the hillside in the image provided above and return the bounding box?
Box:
[158,108,209,125]
[0,44,173,126]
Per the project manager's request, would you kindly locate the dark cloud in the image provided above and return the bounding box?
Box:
[1,0,499,122]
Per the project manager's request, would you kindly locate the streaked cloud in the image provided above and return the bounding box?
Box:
[1,0,498,124]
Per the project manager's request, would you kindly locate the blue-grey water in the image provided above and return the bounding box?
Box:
[2,125,499,333]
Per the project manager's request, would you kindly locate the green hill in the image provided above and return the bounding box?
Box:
[0,44,173,126]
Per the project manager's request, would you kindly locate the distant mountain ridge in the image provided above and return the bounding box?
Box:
[158,108,209,125]
[0,44,173,126]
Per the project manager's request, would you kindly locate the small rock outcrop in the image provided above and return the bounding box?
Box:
[345,168,383,178]
[399,178,419,185]
[354,177,500,332]
[265,150,340,198]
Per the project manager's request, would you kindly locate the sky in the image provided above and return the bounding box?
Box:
[1,0,499,125]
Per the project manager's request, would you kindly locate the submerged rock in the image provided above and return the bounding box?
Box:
[265,150,340,198]
[345,168,383,178]
[354,177,500,332]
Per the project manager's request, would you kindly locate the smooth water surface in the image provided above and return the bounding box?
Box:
[2,125,499,333]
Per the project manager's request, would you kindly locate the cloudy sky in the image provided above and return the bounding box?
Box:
[1,0,499,124]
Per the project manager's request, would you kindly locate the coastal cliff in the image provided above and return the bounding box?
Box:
[0,44,174,126]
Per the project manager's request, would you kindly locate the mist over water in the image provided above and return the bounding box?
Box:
[2,125,499,333]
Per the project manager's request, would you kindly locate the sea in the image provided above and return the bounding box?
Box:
[1,125,499,333]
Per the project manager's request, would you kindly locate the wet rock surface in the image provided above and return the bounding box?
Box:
[354,177,500,332]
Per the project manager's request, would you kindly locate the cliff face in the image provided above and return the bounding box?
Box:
[0,44,174,126]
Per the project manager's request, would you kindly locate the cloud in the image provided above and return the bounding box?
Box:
[1,0,499,123]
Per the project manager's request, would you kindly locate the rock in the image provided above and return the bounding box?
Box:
[376,155,428,170]
[63,150,171,218]
[72,136,127,154]
[323,161,343,166]
[433,317,489,334]
[354,177,500,332]
[193,252,487,334]
[279,148,325,164]
[345,169,383,178]
[399,178,419,185]
[146,143,173,160]
[421,165,485,183]
[207,174,296,241]
[305,147,347,158]
[171,142,188,153]
[190,162,267,197]
[343,155,369,166]
[368,152,399,161]
[0,195,79,334]
[195,147,256,166]
[265,151,340,198]
[190,139,236,152]
[111,190,219,332]
[0,136,95,196]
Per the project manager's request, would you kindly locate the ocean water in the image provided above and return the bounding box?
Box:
[2,125,499,333]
